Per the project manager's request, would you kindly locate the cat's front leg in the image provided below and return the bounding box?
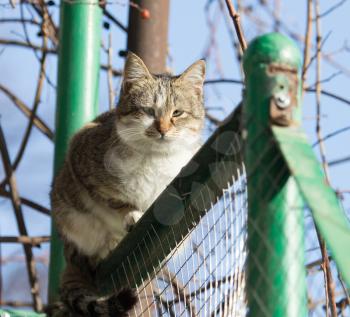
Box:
[123,210,143,232]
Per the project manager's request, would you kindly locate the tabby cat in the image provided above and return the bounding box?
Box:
[50,52,206,316]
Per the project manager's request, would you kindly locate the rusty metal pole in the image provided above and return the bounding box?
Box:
[127,0,169,74]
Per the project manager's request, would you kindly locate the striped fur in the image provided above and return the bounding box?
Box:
[50,52,205,316]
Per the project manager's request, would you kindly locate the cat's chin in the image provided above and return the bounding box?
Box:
[125,136,196,155]
[143,137,180,152]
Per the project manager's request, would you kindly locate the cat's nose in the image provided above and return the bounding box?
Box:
[155,119,170,137]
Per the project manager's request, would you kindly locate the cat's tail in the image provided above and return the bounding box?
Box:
[46,288,137,317]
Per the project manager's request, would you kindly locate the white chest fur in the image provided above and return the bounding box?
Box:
[107,146,195,211]
[65,143,199,259]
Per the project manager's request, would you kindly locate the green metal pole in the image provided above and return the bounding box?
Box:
[243,33,307,316]
[48,0,102,303]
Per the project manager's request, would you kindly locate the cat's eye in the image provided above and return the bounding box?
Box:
[142,107,155,117]
[172,110,184,117]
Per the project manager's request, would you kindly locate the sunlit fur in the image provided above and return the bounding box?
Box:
[116,53,205,155]
[50,53,205,317]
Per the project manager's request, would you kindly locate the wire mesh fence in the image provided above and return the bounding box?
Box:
[95,105,247,316]
[93,115,350,317]
[94,33,350,317]
[105,171,247,317]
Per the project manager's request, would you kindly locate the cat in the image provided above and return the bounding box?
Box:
[49,52,206,317]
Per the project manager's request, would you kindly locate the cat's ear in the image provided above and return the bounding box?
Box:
[177,60,206,95]
[122,52,153,92]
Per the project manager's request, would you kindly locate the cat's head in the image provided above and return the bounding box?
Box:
[116,52,205,153]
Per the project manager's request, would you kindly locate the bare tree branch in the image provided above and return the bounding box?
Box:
[10,17,48,174]
[103,8,127,32]
[0,38,56,54]
[159,268,197,317]
[106,33,115,110]
[317,0,348,19]
[0,18,40,25]
[0,187,50,215]
[314,1,337,315]
[0,236,50,247]
[302,0,313,92]
[328,155,350,167]
[0,300,34,307]
[0,124,42,311]
[0,84,53,140]
[224,0,247,51]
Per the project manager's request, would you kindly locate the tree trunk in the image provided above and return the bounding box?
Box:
[127,0,169,74]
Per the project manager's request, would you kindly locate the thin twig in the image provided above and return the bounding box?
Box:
[307,71,342,89]
[224,0,247,51]
[204,78,243,85]
[328,155,350,167]
[10,15,48,173]
[306,88,350,106]
[107,33,115,110]
[314,1,337,316]
[0,18,40,25]
[1,254,48,266]
[302,0,313,93]
[0,38,56,54]
[23,0,59,46]
[0,84,53,140]
[317,0,348,19]
[202,4,224,77]
[103,8,127,32]
[314,3,331,183]
[203,78,350,107]
[0,187,50,215]
[338,273,350,311]
[273,0,281,32]
[0,38,123,76]
[161,268,197,317]
[0,300,34,307]
[312,125,350,148]
[303,30,332,76]
[0,124,42,311]
[102,65,122,76]
[306,255,333,271]
[255,0,350,78]
[218,0,243,76]
[19,0,56,90]
[0,236,50,246]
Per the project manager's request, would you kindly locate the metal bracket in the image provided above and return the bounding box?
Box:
[269,92,293,126]
[268,64,299,127]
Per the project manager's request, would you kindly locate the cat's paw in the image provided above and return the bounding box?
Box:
[123,211,143,232]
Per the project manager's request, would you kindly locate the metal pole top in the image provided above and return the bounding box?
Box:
[243,33,302,127]
[243,33,302,76]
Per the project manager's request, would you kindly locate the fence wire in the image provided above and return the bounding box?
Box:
[109,171,247,317]
[93,107,350,317]
[244,117,350,316]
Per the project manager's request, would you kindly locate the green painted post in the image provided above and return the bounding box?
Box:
[48,0,102,303]
[0,308,45,317]
[272,126,350,287]
[243,33,307,316]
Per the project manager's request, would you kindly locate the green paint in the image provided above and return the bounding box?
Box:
[48,0,102,303]
[244,33,307,316]
[0,309,45,317]
[272,126,350,289]
[243,33,302,76]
